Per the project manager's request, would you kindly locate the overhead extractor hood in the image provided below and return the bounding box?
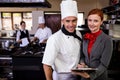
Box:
[0,0,51,8]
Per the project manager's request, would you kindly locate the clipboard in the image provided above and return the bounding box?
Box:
[20,38,29,47]
[71,68,98,72]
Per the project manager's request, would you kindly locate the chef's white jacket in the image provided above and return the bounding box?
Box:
[34,27,52,43]
[42,30,82,73]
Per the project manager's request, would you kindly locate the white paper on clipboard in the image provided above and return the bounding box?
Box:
[20,38,29,47]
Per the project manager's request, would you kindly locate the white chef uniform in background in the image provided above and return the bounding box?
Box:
[34,16,52,43]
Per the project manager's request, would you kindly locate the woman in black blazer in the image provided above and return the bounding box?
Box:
[72,8,113,80]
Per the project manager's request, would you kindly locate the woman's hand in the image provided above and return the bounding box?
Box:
[77,63,88,68]
[72,71,90,79]
[72,63,90,78]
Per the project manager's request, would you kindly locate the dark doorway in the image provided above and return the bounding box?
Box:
[44,12,61,34]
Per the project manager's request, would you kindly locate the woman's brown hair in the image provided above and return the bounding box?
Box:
[87,8,104,21]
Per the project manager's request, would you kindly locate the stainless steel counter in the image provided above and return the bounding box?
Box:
[0,37,15,41]
[111,37,120,41]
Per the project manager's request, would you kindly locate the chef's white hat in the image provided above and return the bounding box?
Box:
[60,0,78,19]
[38,16,45,24]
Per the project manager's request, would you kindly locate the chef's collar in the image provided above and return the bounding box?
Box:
[61,25,82,41]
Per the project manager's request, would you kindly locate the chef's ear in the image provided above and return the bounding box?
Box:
[61,20,64,26]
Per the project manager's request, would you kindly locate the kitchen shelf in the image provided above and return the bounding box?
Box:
[0,1,51,8]
[101,3,120,26]
[0,66,12,67]
[76,27,89,31]
[102,3,120,14]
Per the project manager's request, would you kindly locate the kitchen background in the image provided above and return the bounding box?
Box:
[0,0,119,37]
[0,0,120,80]
[0,0,109,34]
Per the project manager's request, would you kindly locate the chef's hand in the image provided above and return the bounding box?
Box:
[41,39,47,43]
[30,40,34,44]
[72,71,90,79]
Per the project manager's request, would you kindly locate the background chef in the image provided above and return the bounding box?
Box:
[31,16,52,44]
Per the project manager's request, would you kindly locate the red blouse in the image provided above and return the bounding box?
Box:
[84,30,102,57]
